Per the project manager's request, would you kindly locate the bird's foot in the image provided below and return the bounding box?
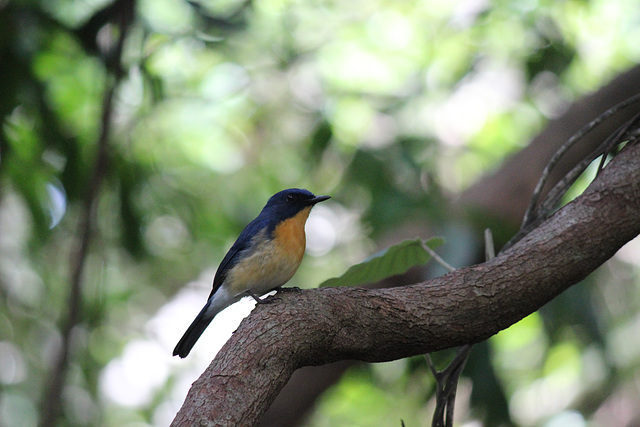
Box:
[246,290,281,304]
[258,294,282,304]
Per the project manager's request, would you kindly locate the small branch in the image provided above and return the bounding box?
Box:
[39,2,134,425]
[426,345,472,427]
[426,346,472,427]
[523,93,640,228]
[422,242,455,273]
[506,101,640,251]
[596,111,640,175]
[484,228,495,260]
[171,141,640,426]
[427,229,495,427]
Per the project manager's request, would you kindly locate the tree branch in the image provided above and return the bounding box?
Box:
[462,65,640,226]
[172,141,640,426]
[260,68,640,426]
[39,2,134,425]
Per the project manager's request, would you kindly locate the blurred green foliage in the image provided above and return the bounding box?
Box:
[1,0,640,426]
[320,237,443,288]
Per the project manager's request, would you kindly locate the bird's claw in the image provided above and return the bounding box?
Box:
[256,294,282,304]
[246,290,282,304]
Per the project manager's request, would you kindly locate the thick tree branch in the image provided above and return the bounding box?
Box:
[172,141,640,426]
[261,68,640,426]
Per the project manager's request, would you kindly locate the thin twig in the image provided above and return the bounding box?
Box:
[596,111,640,176]
[545,112,640,214]
[422,241,455,273]
[505,99,640,252]
[522,94,640,229]
[426,345,472,427]
[444,345,471,426]
[427,230,494,427]
[39,3,134,425]
[423,232,496,427]
[484,228,495,261]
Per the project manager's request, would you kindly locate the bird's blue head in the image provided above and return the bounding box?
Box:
[261,188,330,226]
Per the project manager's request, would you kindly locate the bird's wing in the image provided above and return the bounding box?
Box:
[208,215,269,299]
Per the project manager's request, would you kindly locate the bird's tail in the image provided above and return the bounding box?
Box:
[173,303,214,358]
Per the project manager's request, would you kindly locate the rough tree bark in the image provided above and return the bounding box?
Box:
[259,66,640,427]
[171,138,640,425]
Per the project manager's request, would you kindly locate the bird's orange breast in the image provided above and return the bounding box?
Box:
[224,206,312,296]
[272,206,312,263]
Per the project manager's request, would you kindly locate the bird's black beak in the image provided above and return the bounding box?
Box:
[309,195,331,205]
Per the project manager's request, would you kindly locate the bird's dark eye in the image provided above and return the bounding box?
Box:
[286,194,295,202]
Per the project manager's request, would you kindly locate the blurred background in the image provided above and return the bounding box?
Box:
[1,0,640,426]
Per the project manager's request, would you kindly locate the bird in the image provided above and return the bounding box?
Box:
[173,188,331,358]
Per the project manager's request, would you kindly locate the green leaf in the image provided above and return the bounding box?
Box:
[319,237,445,288]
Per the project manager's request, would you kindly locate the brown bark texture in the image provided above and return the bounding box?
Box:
[259,66,640,427]
[171,140,640,426]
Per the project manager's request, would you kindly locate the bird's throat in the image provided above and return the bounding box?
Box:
[273,206,311,262]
